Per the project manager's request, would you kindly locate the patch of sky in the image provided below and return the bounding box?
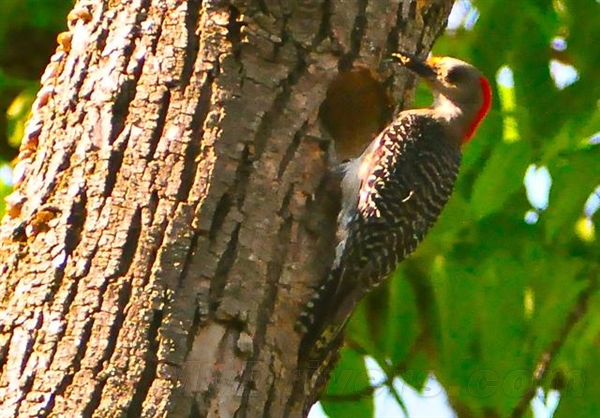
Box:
[549,60,579,89]
[447,0,479,31]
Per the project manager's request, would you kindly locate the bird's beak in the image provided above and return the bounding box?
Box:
[392,51,437,79]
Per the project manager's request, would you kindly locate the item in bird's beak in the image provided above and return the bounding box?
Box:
[392,51,437,79]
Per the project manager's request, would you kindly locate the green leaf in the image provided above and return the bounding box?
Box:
[321,348,374,418]
[347,294,386,363]
[545,147,600,242]
[470,139,533,220]
[384,270,419,366]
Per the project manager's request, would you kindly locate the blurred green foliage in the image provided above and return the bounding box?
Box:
[0,0,598,417]
[323,1,600,417]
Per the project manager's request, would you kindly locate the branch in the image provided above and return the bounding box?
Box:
[510,272,599,418]
[320,330,425,406]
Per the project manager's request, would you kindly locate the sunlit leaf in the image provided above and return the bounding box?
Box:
[6,87,36,148]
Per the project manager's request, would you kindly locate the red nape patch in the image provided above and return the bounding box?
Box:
[463,76,492,144]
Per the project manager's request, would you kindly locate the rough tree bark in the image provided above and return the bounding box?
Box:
[0,0,453,416]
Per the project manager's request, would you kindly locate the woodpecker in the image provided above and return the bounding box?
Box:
[297,52,492,359]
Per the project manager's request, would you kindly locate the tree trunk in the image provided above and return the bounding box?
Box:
[0,0,452,416]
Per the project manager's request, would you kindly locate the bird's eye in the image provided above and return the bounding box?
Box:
[445,67,466,84]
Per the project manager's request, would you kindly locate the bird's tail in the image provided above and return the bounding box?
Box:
[296,264,364,361]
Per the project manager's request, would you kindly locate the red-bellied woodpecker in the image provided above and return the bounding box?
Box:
[297,52,492,359]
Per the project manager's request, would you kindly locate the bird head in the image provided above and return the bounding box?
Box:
[393,52,492,144]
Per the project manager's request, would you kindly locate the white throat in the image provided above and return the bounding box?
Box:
[431,93,470,141]
[432,93,463,122]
